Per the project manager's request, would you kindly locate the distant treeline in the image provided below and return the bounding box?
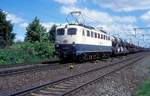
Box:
[0,10,57,65]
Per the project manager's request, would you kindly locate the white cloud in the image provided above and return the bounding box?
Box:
[41,22,55,31]
[61,6,136,24]
[6,13,24,24]
[61,6,112,24]
[141,10,150,21]
[18,21,58,32]
[60,6,143,44]
[41,22,64,31]
[61,6,137,30]
[6,13,28,41]
[54,0,77,5]
[19,22,28,28]
[6,13,29,29]
[15,35,25,42]
[92,0,150,12]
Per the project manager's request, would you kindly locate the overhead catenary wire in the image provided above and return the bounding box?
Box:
[80,0,138,40]
[110,0,150,46]
[112,0,150,43]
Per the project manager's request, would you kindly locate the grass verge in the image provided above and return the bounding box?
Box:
[136,75,150,96]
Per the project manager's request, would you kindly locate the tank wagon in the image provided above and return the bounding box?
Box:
[55,24,144,62]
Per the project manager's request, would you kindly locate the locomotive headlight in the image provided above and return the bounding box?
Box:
[56,44,59,47]
[55,42,59,48]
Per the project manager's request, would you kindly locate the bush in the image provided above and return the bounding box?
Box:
[0,42,55,65]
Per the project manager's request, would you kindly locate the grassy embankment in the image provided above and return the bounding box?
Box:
[136,69,150,96]
[0,42,55,65]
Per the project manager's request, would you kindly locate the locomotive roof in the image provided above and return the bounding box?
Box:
[57,24,107,34]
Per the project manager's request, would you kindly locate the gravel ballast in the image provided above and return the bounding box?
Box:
[0,55,123,95]
[0,52,149,96]
[70,53,150,96]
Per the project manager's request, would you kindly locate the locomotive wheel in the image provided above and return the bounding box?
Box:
[59,57,67,63]
[77,54,86,62]
[96,53,99,60]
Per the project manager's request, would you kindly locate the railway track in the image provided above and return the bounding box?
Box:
[10,53,146,96]
[0,53,141,76]
[0,60,61,76]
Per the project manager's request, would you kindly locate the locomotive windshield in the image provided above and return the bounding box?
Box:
[57,28,65,35]
[67,28,77,35]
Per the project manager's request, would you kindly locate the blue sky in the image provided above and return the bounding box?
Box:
[1,0,150,47]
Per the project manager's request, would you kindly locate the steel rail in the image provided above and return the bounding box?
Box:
[9,53,146,96]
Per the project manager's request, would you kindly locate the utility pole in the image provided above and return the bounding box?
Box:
[142,34,144,41]
[126,34,132,43]
[132,27,150,48]
[137,41,139,46]
[133,28,136,37]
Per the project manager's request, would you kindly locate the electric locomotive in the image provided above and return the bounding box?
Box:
[55,11,145,62]
[55,24,112,61]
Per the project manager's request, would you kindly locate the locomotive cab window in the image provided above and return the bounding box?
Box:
[101,34,103,39]
[104,35,106,40]
[57,28,65,35]
[98,33,100,38]
[95,33,97,38]
[105,35,107,40]
[87,30,90,37]
[67,28,77,35]
[91,31,94,37]
[82,30,85,36]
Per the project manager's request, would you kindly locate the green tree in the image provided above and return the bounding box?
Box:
[49,24,56,43]
[25,17,47,42]
[0,9,15,48]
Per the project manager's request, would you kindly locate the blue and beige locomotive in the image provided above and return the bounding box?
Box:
[55,24,112,61]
